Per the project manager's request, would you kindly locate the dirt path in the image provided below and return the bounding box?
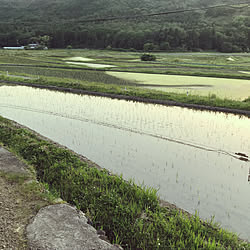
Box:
[0,176,28,249]
[0,147,50,249]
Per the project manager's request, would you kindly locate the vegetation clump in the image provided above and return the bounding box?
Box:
[140,54,156,61]
[0,116,249,249]
[243,96,250,102]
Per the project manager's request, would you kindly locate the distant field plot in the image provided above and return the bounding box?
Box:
[0,50,58,65]
[65,61,117,68]
[61,51,250,78]
[108,72,250,100]
[0,66,133,85]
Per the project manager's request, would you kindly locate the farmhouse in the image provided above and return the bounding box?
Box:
[27,43,39,49]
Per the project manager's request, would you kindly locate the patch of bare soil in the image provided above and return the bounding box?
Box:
[0,175,50,249]
[0,176,28,249]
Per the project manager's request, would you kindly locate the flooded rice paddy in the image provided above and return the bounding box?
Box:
[0,85,249,240]
[63,57,95,62]
[66,61,117,68]
[107,72,250,100]
[63,56,117,68]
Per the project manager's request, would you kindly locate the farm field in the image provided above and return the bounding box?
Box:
[108,72,250,100]
[1,49,250,77]
[0,49,250,110]
[1,49,250,74]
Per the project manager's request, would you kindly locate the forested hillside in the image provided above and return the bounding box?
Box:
[0,0,250,52]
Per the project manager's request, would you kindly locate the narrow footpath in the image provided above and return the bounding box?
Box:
[0,176,28,249]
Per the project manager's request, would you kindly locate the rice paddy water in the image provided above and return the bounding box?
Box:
[107,72,250,100]
[0,85,249,240]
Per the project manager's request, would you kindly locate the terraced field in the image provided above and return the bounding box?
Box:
[108,72,250,100]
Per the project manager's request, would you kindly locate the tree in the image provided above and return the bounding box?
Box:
[143,42,155,51]
[39,35,51,47]
[219,41,233,53]
[159,41,170,51]
[29,35,51,47]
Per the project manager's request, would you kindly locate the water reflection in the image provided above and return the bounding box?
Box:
[0,85,249,240]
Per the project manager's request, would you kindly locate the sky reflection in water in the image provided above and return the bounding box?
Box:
[0,85,249,240]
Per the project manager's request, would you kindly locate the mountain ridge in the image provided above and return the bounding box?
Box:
[0,0,241,21]
[0,0,249,52]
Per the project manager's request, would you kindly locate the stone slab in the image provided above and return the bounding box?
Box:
[26,204,122,250]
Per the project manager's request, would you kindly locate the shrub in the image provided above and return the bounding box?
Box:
[243,96,250,102]
[159,42,170,51]
[140,54,156,61]
[129,48,137,52]
[232,45,242,53]
[208,93,217,99]
[143,42,155,51]
[192,48,203,52]
[219,42,233,53]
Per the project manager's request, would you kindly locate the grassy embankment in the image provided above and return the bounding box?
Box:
[0,73,250,112]
[0,116,249,249]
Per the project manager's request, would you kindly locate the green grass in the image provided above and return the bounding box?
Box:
[0,115,249,249]
[0,171,30,185]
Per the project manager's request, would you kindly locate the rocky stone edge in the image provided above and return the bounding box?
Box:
[26,204,122,250]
